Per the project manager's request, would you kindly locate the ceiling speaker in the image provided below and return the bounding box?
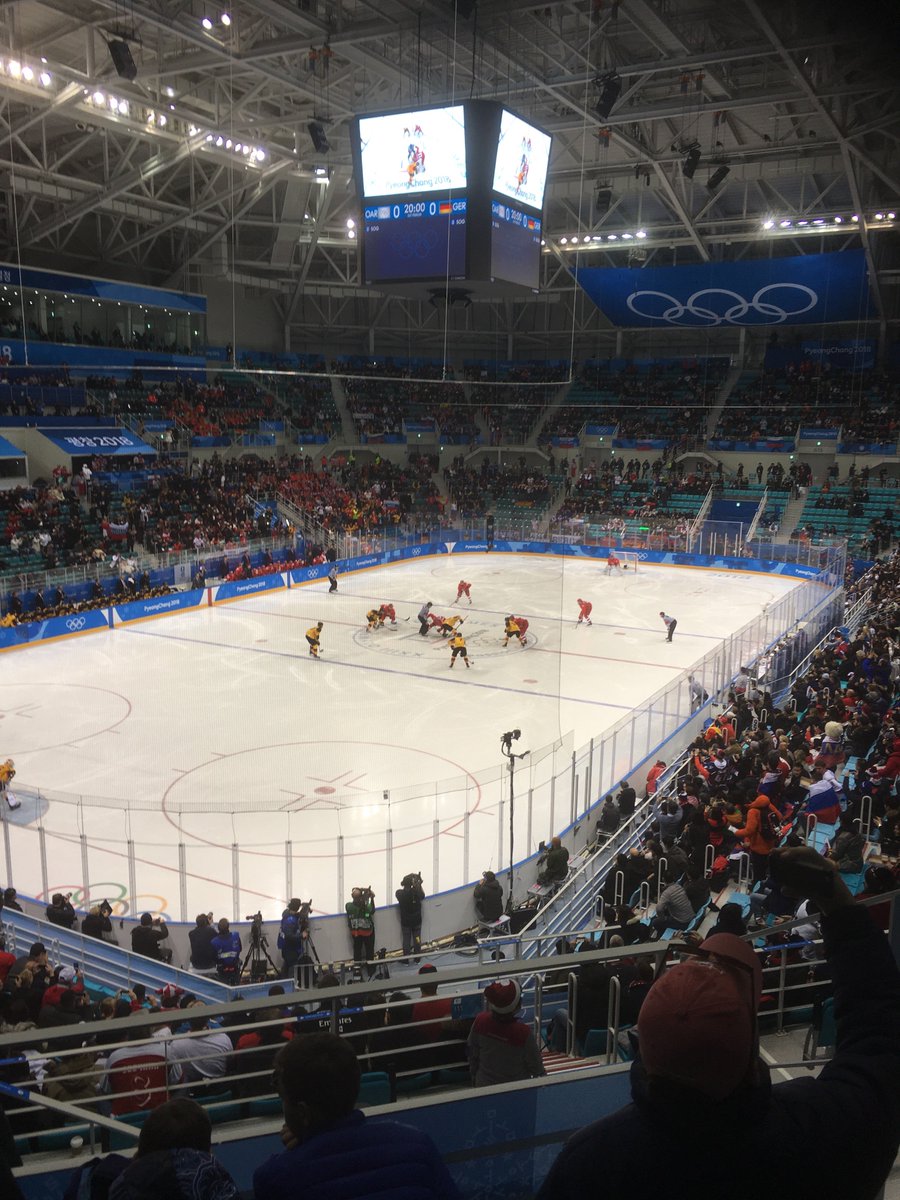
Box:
[308,121,330,154]
[108,39,137,81]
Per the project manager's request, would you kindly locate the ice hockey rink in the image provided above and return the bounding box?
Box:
[0,553,802,921]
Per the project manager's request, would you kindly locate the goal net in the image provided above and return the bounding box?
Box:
[607,551,639,572]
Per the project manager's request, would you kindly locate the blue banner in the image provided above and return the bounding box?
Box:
[0,608,109,651]
[214,574,287,603]
[0,338,204,378]
[0,434,23,458]
[551,436,579,448]
[800,338,876,369]
[708,437,796,452]
[0,262,205,312]
[113,590,206,625]
[584,425,617,436]
[38,427,156,456]
[191,435,231,448]
[838,441,897,455]
[241,432,276,447]
[799,428,839,440]
[403,420,436,433]
[574,251,869,328]
[259,420,284,433]
[613,437,668,450]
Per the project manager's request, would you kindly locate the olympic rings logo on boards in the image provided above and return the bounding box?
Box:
[625,283,818,326]
[66,616,87,631]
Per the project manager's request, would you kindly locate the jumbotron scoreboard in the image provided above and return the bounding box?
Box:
[351,101,552,294]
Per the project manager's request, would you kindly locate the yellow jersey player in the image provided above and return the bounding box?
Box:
[503,615,527,648]
[366,608,382,632]
[306,622,323,657]
[441,614,464,638]
[449,631,471,669]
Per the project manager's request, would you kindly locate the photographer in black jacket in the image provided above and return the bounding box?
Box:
[396,873,425,963]
[46,892,77,930]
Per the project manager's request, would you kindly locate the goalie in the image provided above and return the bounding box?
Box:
[0,759,20,810]
[606,553,622,574]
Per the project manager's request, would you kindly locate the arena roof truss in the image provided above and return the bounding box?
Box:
[0,0,896,353]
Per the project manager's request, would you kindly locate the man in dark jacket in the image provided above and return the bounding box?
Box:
[131,913,172,963]
[45,893,77,929]
[473,871,504,922]
[254,1033,459,1200]
[537,846,900,1200]
[188,914,218,974]
[395,873,425,962]
[537,837,569,886]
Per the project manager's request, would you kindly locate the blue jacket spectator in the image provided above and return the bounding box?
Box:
[254,1032,459,1200]
[210,920,241,981]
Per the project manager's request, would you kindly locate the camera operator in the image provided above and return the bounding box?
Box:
[278,899,310,977]
[189,913,218,975]
[131,912,172,964]
[81,900,114,941]
[345,887,376,978]
[211,918,242,983]
[46,892,77,930]
[396,873,425,962]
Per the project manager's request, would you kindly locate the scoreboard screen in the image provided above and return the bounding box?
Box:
[358,106,467,199]
[490,201,542,290]
[362,198,467,284]
[352,100,551,292]
[491,109,552,211]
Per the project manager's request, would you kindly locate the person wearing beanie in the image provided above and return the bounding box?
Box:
[467,980,545,1087]
[537,846,900,1200]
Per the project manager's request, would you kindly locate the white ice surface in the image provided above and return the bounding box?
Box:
[0,554,800,920]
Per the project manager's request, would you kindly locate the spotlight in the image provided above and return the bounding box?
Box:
[779,219,792,227]
[8,60,21,77]
[202,17,213,29]
[21,66,33,82]
[682,143,701,179]
[762,219,775,230]
[636,229,647,239]
[875,212,884,220]
[707,164,730,190]
[92,90,105,106]
[833,216,842,223]
[220,12,231,24]
[347,218,356,229]
[108,38,137,81]
[595,72,621,121]
[559,237,568,245]
[890,212,897,220]
[851,215,859,222]
[39,71,51,87]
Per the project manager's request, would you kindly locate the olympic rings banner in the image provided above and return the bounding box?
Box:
[0,606,109,650]
[573,250,870,328]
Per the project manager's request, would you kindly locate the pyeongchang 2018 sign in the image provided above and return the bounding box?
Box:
[573,251,870,328]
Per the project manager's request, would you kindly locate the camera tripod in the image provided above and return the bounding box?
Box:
[241,926,279,983]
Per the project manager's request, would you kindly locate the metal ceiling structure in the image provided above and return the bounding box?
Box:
[0,0,897,356]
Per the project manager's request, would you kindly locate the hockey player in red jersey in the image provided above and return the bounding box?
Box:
[379,603,397,627]
[606,554,621,574]
[427,610,445,631]
[455,580,472,605]
[577,599,593,626]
